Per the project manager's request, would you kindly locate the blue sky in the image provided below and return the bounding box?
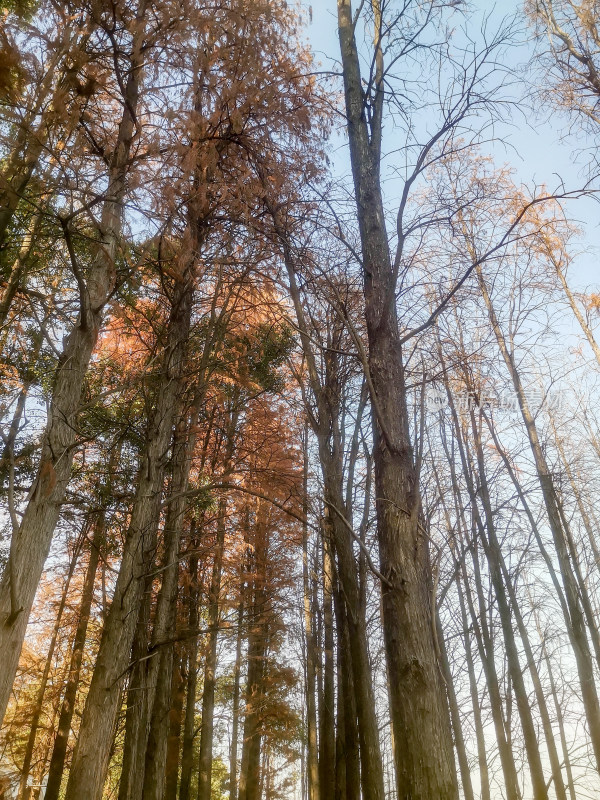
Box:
[304,0,599,291]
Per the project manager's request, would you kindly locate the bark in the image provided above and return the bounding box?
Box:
[64,247,196,800]
[459,535,521,800]
[164,648,186,800]
[142,420,196,800]
[302,428,320,800]
[179,553,200,800]
[468,411,568,800]
[229,592,244,800]
[455,576,491,800]
[238,506,269,800]
[196,498,228,800]
[542,642,577,800]
[319,536,335,800]
[333,581,360,800]
[0,2,146,724]
[18,539,80,799]
[44,511,105,800]
[336,3,456,795]
[279,242,385,800]
[117,588,154,800]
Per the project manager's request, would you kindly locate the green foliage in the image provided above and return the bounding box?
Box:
[2,0,38,19]
[243,322,296,393]
[211,756,228,800]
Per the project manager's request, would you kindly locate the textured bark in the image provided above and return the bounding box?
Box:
[336,3,457,796]
[333,583,360,800]
[18,541,80,799]
[44,511,105,800]
[238,508,269,800]
[302,429,320,800]
[229,593,244,800]
[0,4,146,724]
[143,414,198,800]
[279,234,385,800]
[64,251,196,800]
[117,588,154,800]
[164,649,186,800]
[179,553,200,800]
[197,498,227,800]
[319,536,335,800]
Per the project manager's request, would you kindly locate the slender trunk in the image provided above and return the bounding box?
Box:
[554,433,600,568]
[319,535,335,800]
[277,202,384,800]
[229,593,244,800]
[461,540,521,800]
[179,554,200,800]
[64,255,195,800]
[117,587,154,800]
[143,404,202,800]
[44,512,105,800]
[465,411,548,800]
[553,255,600,367]
[302,427,319,800]
[238,507,268,800]
[333,582,359,800]
[197,498,227,800]
[435,612,475,800]
[165,648,186,800]
[468,413,567,800]
[477,264,600,771]
[336,4,456,795]
[455,577,491,800]
[542,642,577,800]
[0,3,146,723]
[18,540,81,798]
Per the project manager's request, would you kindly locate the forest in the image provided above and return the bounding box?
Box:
[1,0,600,798]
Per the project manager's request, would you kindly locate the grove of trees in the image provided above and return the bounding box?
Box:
[1,0,600,799]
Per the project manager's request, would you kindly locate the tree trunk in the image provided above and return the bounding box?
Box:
[476,264,600,771]
[164,648,186,800]
[460,410,549,800]
[435,611,475,800]
[336,4,456,795]
[179,553,200,800]
[18,538,81,799]
[0,2,146,724]
[64,249,196,800]
[319,535,335,800]
[302,428,320,800]
[44,511,105,800]
[117,587,154,800]
[197,498,227,800]
[229,591,244,800]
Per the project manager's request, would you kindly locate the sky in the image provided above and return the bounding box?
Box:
[303,0,599,292]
